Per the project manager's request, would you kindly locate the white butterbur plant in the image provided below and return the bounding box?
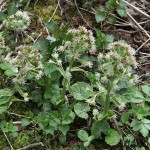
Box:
[95,41,138,114]
[97,41,138,82]
[3,10,30,31]
[4,45,43,84]
[67,26,96,54]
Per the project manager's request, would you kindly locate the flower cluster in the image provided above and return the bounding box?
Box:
[3,11,30,31]
[67,26,96,54]
[107,41,137,68]
[4,45,43,84]
[97,41,138,84]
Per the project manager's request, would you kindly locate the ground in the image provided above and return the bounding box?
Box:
[0,0,150,149]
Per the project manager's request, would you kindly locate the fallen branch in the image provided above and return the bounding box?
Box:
[135,38,150,53]
[17,142,44,150]
[3,131,14,150]
[122,0,150,19]
[74,0,92,29]
[127,12,150,38]
[49,3,59,22]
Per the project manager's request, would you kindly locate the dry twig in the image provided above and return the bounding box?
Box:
[74,0,92,29]
[3,131,14,150]
[127,12,150,38]
[17,142,44,150]
[122,0,150,18]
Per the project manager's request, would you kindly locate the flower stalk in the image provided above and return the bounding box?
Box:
[61,56,75,100]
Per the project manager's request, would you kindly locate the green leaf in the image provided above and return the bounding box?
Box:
[74,102,90,119]
[21,118,31,126]
[121,112,129,123]
[142,119,150,124]
[91,120,110,138]
[130,119,143,131]
[77,130,89,142]
[117,8,127,17]
[30,89,42,103]
[0,88,12,105]
[108,16,116,24]
[131,91,144,103]
[88,135,94,142]
[61,110,75,125]
[136,147,146,150]
[0,62,18,76]
[33,39,50,52]
[7,2,17,16]
[44,22,60,38]
[140,125,149,137]
[0,120,18,132]
[105,35,114,43]
[105,129,120,146]
[124,134,135,146]
[59,134,66,144]
[70,82,93,100]
[84,141,90,147]
[131,98,144,103]
[0,12,6,21]
[142,85,150,95]
[59,125,69,135]
[44,84,60,104]
[0,106,7,114]
[106,0,117,10]
[46,35,56,42]
[95,10,106,23]
[44,62,60,80]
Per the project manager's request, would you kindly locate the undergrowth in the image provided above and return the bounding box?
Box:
[0,0,150,150]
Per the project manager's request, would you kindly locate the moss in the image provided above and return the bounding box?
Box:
[13,132,33,149]
[28,0,61,22]
[0,131,34,149]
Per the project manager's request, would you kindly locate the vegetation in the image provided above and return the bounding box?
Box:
[0,0,150,149]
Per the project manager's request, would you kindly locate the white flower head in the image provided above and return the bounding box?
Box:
[3,10,30,31]
[52,52,59,59]
[57,59,62,65]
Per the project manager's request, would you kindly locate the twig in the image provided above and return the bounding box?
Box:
[17,142,44,150]
[35,32,43,42]
[34,0,39,10]
[79,7,95,15]
[2,131,14,150]
[57,0,63,15]
[38,17,49,36]
[24,0,31,10]
[48,4,59,22]
[138,73,150,79]
[127,12,150,38]
[140,62,150,66]
[24,31,35,42]
[135,38,150,53]
[139,52,150,56]
[122,0,150,19]
[0,0,9,11]
[9,112,31,118]
[74,0,92,29]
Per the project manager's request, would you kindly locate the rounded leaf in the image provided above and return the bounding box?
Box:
[70,82,93,100]
[77,130,89,142]
[105,129,120,146]
[74,102,90,119]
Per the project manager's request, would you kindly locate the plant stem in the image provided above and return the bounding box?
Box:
[61,56,75,99]
[103,81,111,116]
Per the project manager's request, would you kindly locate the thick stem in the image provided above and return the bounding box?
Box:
[61,57,75,99]
[103,81,111,116]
